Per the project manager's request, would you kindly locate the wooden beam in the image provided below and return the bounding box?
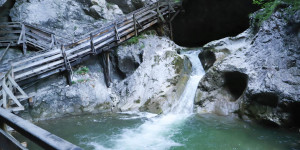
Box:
[0,42,11,62]
[90,33,96,55]
[2,80,24,109]
[61,45,72,85]
[0,128,28,150]
[0,107,82,150]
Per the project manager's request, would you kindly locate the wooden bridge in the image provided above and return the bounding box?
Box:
[0,1,181,149]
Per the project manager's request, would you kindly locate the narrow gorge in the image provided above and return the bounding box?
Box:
[0,0,299,149]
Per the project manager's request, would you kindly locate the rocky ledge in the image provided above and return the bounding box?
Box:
[195,9,300,128]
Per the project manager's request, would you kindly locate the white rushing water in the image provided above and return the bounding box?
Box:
[90,50,205,150]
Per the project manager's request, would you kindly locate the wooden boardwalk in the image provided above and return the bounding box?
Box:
[0,1,180,149]
[0,0,180,111]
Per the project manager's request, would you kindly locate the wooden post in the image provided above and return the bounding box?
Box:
[90,33,96,55]
[50,34,55,49]
[0,42,11,62]
[61,45,72,85]
[169,9,181,40]
[102,52,111,87]
[2,78,7,109]
[114,22,120,41]
[133,13,138,36]
[22,24,27,55]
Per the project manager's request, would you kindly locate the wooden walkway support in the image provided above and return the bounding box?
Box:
[0,69,28,112]
[6,1,180,86]
[0,0,180,87]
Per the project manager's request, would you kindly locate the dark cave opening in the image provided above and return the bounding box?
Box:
[288,102,300,127]
[223,71,248,100]
[251,93,279,107]
[0,0,15,22]
[172,0,259,47]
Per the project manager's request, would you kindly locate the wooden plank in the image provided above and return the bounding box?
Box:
[0,43,18,47]
[0,30,22,34]
[23,23,53,37]
[2,87,7,109]
[25,31,51,43]
[15,58,64,80]
[12,49,61,67]
[0,107,83,150]
[2,79,23,108]
[0,24,21,28]
[7,74,28,98]
[13,52,62,73]
[0,129,28,150]
[0,36,20,41]
[0,42,11,62]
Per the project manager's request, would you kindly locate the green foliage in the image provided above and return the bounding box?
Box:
[140,43,145,49]
[75,66,89,75]
[252,0,300,26]
[124,34,146,46]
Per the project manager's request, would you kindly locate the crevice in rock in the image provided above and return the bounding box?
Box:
[223,71,248,100]
[0,0,15,22]
[288,102,300,127]
[251,93,279,107]
[258,119,280,128]
[198,50,216,71]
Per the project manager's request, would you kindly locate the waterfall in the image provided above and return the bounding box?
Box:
[91,50,205,150]
[169,50,205,114]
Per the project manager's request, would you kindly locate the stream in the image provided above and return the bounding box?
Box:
[14,51,300,150]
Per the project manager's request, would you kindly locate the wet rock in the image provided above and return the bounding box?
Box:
[114,35,192,113]
[195,9,300,127]
[117,42,144,77]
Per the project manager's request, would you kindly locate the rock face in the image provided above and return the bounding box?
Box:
[117,42,144,77]
[107,0,157,14]
[0,0,6,7]
[172,0,258,47]
[10,0,123,39]
[114,35,192,114]
[18,56,112,121]
[195,9,300,127]
[17,34,192,120]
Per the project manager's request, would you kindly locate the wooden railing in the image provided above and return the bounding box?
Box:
[0,107,82,150]
[8,1,180,85]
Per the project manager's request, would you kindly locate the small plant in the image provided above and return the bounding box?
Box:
[140,43,145,49]
[252,0,300,26]
[75,66,89,75]
[124,34,146,46]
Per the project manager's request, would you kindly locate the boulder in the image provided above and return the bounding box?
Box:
[195,9,300,127]
[114,35,192,114]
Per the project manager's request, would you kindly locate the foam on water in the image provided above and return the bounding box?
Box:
[89,50,205,150]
